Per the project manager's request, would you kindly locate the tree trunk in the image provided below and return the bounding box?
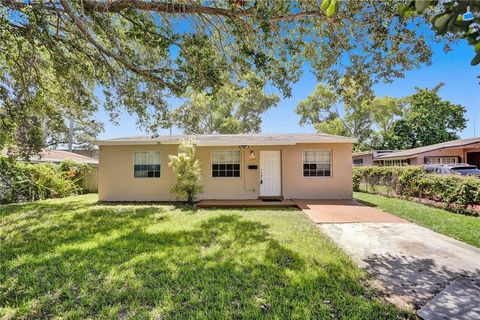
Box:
[188,192,194,205]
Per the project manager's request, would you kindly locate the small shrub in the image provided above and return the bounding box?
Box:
[168,139,203,204]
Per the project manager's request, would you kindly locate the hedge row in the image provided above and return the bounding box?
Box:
[0,157,93,204]
[353,166,480,214]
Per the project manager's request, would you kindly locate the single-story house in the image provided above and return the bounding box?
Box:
[372,137,480,166]
[95,133,356,202]
[352,150,395,166]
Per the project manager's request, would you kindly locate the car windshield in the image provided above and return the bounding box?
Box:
[450,167,480,175]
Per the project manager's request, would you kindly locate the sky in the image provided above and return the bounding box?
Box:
[96,37,480,140]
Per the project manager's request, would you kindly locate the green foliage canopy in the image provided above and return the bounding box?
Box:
[382,85,467,149]
[1,0,440,155]
[401,0,480,65]
[295,80,404,150]
[297,81,466,151]
[173,72,279,134]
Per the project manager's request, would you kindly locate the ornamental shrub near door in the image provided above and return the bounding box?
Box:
[168,139,203,204]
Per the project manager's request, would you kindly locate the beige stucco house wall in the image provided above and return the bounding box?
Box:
[97,134,354,202]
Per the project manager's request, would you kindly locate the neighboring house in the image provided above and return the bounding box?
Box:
[372,137,480,167]
[59,149,99,159]
[1,149,98,165]
[95,133,356,202]
[29,149,98,165]
[352,150,395,166]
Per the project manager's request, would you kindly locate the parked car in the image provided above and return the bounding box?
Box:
[423,163,480,177]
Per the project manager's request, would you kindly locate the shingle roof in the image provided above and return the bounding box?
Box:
[32,150,98,164]
[374,137,480,160]
[95,133,357,146]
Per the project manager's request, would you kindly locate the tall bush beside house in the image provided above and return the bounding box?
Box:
[0,156,89,204]
[58,160,94,189]
[168,139,203,204]
[0,156,28,203]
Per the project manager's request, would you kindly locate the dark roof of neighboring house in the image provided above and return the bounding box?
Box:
[352,151,373,157]
[374,138,480,161]
[1,149,98,164]
[352,150,396,157]
[95,133,357,146]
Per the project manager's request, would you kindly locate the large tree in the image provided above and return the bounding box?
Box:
[0,1,446,155]
[382,85,467,149]
[296,81,403,150]
[173,72,279,134]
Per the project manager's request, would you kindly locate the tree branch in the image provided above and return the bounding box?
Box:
[2,0,331,22]
[80,0,255,17]
[59,0,173,88]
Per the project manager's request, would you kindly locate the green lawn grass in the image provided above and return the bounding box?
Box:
[355,192,480,248]
[0,194,409,319]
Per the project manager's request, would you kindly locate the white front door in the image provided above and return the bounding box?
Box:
[260,151,281,197]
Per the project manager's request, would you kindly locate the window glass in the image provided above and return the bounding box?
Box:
[382,159,409,166]
[303,150,331,177]
[353,159,363,166]
[426,157,457,165]
[212,150,240,177]
[134,152,161,178]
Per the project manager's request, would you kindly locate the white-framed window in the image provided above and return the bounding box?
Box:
[381,159,409,166]
[134,152,161,178]
[426,157,458,165]
[303,150,331,177]
[212,150,241,177]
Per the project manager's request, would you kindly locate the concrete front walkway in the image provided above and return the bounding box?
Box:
[294,199,407,223]
[296,199,480,317]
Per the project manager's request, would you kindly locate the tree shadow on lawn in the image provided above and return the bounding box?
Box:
[354,198,380,209]
[1,202,409,319]
[0,199,94,227]
[363,253,480,310]
[98,200,201,214]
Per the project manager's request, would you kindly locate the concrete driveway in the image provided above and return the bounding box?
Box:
[294,199,407,223]
[296,199,480,317]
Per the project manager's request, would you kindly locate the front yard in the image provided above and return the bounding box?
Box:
[0,194,409,319]
[355,192,480,248]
